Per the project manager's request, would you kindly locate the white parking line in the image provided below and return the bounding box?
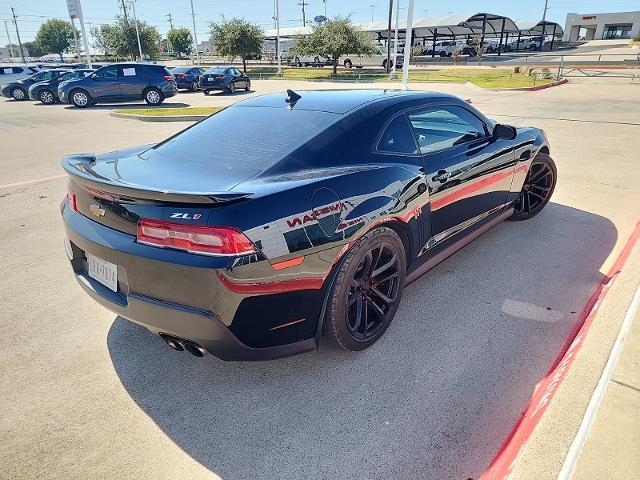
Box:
[557,281,640,480]
[0,174,66,190]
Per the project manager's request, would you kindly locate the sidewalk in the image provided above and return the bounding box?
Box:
[569,305,640,479]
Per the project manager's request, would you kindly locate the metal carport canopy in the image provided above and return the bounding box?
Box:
[373,13,520,39]
[517,20,564,37]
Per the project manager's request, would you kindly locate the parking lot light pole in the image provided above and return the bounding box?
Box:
[400,0,414,90]
[275,0,282,75]
[127,0,144,60]
[4,20,14,58]
[391,0,400,78]
[190,0,201,65]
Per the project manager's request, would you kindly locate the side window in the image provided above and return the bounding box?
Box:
[96,66,117,78]
[408,106,488,154]
[224,68,232,75]
[376,115,418,155]
[12,67,24,74]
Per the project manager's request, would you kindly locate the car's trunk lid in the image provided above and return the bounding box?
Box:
[63,146,252,235]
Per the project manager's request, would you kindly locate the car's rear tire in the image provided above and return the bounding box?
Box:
[11,87,26,101]
[323,227,406,351]
[144,87,164,105]
[70,89,92,108]
[203,89,210,95]
[344,59,353,68]
[509,152,557,221]
[39,89,55,105]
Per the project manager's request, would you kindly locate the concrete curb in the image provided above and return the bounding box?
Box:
[110,112,206,122]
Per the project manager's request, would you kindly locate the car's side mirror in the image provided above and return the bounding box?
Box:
[492,124,517,140]
[90,73,98,80]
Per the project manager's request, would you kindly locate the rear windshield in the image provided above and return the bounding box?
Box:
[205,68,226,74]
[150,106,340,180]
[171,67,190,73]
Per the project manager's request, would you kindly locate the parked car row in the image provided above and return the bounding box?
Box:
[1,62,253,107]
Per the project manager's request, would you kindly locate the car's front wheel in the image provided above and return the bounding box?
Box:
[144,87,164,105]
[509,152,557,221]
[324,227,406,351]
[11,87,26,101]
[70,89,92,108]
[39,89,55,105]
[191,80,198,91]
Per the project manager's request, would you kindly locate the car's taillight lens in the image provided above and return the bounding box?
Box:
[66,181,78,212]
[164,75,174,81]
[137,219,256,256]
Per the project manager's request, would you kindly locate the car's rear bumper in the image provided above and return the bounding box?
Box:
[199,82,226,91]
[61,203,322,361]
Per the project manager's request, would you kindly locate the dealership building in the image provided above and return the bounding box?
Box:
[564,11,640,41]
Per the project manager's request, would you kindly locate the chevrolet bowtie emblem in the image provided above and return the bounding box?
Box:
[89,203,106,218]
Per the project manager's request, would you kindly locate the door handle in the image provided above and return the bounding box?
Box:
[432,170,450,183]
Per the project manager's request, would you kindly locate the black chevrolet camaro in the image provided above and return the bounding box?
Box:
[61,90,556,361]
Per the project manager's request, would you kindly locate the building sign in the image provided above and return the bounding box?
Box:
[581,15,597,20]
[67,0,79,18]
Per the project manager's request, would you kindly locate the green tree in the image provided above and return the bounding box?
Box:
[291,17,375,74]
[210,18,263,71]
[107,17,161,60]
[35,19,75,61]
[168,27,192,56]
[23,41,45,58]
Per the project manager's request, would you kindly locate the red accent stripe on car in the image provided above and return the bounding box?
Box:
[217,273,324,294]
[269,318,306,331]
[431,165,528,212]
[271,256,305,270]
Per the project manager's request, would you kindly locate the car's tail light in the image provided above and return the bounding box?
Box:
[66,181,78,212]
[164,75,174,81]
[137,219,256,256]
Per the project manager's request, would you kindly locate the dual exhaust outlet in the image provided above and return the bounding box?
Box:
[161,334,206,358]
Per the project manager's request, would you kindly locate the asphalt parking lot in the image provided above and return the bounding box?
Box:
[1,79,639,480]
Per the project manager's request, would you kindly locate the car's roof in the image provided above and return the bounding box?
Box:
[233,89,455,114]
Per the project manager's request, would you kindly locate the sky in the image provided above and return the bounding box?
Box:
[0,0,638,44]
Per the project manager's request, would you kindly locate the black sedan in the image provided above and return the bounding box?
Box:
[1,68,70,101]
[61,90,556,361]
[199,67,250,95]
[170,66,205,91]
[29,69,94,104]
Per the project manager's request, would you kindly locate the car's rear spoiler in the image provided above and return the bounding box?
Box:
[61,153,252,204]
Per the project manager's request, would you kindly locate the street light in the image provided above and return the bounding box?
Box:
[127,0,143,60]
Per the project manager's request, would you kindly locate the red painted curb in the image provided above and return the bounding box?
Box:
[516,78,568,92]
[480,219,640,480]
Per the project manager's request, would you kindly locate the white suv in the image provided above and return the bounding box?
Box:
[425,41,464,57]
[0,64,39,86]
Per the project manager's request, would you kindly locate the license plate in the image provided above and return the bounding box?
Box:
[207,76,213,81]
[87,254,118,292]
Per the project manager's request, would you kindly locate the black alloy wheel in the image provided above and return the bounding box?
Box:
[324,227,406,351]
[510,152,557,221]
[191,80,198,91]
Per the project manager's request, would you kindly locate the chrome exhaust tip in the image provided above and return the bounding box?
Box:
[161,335,184,352]
[184,342,206,357]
